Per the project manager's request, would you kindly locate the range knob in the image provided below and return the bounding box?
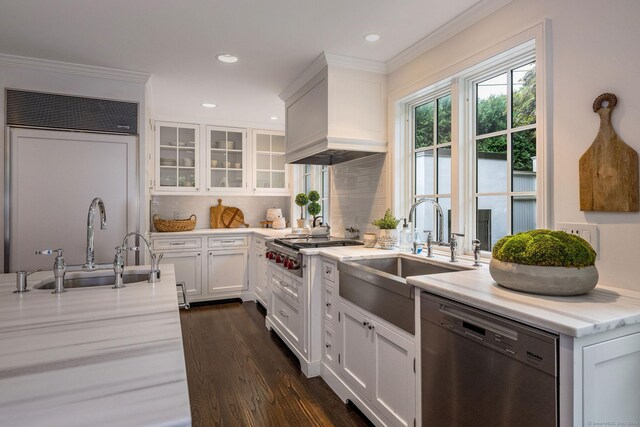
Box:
[275,254,284,264]
[266,251,275,260]
[289,259,301,270]
[283,258,292,269]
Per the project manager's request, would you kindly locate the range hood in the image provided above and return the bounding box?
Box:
[280,53,388,165]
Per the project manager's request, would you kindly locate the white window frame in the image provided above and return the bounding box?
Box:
[393,24,549,257]
[291,164,331,226]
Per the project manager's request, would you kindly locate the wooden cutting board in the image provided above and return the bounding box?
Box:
[222,207,249,228]
[579,93,639,211]
[210,199,226,228]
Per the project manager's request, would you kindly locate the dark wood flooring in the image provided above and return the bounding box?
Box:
[180,301,373,427]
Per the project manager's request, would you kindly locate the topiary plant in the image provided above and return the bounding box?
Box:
[372,209,401,230]
[308,201,321,220]
[308,190,320,203]
[492,229,596,268]
[295,193,309,219]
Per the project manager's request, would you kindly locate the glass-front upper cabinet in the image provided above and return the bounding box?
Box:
[155,122,200,192]
[206,125,247,192]
[253,130,289,195]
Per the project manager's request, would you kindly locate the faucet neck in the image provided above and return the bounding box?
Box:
[86,198,106,266]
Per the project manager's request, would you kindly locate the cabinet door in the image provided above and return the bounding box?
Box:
[339,302,374,400]
[372,321,415,427]
[322,283,337,324]
[207,249,248,294]
[253,130,289,195]
[155,122,200,192]
[158,251,202,296]
[583,333,640,425]
[253,249,267,304]
[323,324,337,371]
[206,125,248,193]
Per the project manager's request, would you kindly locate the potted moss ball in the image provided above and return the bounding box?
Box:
[372,209,401,249]
[489,229,598,296]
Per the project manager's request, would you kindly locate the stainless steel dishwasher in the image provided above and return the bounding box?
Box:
[421,292,558,427]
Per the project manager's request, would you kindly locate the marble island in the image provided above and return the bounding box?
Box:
[0,265,190,427]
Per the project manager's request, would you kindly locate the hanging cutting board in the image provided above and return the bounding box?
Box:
[579,93,639,212]
[222,207,249,228]
[210,199,226,228]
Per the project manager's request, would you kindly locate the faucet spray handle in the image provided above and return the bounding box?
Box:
[36,248,64,257]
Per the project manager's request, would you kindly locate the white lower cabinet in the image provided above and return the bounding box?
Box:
[157,250,203,297]
[252,248,267,306]
[207,249,248,295]
[339,301,416,427]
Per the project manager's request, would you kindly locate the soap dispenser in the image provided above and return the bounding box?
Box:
[399,218,412,251]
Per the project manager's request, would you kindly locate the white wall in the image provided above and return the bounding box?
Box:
[387,0,640,290]
[0,58,147,269]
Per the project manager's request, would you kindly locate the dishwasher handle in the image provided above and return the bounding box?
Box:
[439,304,518,341]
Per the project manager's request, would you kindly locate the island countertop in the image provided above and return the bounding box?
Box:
[0,265,190,427]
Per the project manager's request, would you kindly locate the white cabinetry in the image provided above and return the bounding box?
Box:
[339,301,416,427]
[253,130,288,195]
[251,237,268,307]
[154,122,200,192]
[207,249,247,295]
[157,250,203,297]
[206,125,247,193]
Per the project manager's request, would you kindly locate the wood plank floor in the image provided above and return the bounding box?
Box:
[180,301,373,427]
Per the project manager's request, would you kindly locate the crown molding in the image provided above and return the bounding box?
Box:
[386,0,513,73]
[0,53,150,84]
[279,52,386,101]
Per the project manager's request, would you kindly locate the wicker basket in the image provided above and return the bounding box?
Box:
[153,214,197,232]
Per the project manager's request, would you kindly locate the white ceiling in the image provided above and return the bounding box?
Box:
[0,0,500,127]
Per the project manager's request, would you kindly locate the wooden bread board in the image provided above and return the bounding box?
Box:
[579,93,639,211]
[210,199,226,228]
[222,207,249,228]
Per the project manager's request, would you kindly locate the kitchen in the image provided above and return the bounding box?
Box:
[1,0,640,426]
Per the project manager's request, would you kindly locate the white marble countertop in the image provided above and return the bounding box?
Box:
[149,227,292,239]
[309,246,640,338]
[0,265,190,427]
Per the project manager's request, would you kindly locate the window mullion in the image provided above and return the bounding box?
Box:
[506,68,513,234]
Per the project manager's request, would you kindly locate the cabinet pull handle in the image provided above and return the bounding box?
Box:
[221,240,236,244]
[169,242,187,246]
[362,320,369,326]
[325,267,332,274]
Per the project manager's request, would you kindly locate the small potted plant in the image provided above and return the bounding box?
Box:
[372,209,401,249]
[307,190,321,224]
[294,193,309,228]
[490,229,598,296]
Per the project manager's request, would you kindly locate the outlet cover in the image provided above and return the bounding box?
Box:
[556,222,599,257]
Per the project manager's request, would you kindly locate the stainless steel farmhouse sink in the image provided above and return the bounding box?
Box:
[338,256,469,334]
[34,271,151,290]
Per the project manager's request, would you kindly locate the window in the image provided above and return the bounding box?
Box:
[295,164,330,224]
[474,62,536,250]
[412,92,452,242]
[403,42,541,255]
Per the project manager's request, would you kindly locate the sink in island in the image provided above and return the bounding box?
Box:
[0,265,190,427]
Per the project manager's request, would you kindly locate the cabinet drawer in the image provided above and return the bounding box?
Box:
[153,237,202,250]
[272,274,300,303]
[254,237,266,250]
[208,235,248,248]
[323,259,337,283]
[323,283,336,324]
[272,290,301,345]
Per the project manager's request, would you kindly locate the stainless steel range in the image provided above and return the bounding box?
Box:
[266,237,364,277]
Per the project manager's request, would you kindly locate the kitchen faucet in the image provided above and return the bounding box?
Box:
[85,197,107,269]
[121,232,163,283]
[408,198,464,262]
[408,198,444,244]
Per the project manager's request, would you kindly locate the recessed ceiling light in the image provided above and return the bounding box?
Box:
[202,103,217,108]
[364,33,381,42]
[269,116,278,120]
[217,54,238,63]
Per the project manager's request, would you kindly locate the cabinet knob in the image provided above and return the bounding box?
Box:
[326,302,331,307]
[326,343,331,348]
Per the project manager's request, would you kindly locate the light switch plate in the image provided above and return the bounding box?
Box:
[556,222,599,257]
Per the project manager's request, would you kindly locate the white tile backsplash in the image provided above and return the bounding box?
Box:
[330,154,387,237]
[150,195,290,230]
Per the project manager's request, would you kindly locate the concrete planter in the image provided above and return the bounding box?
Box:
[489,258,599,296]
[377,229,399,249]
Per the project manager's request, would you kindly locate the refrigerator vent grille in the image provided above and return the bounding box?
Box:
[6,89,138,135]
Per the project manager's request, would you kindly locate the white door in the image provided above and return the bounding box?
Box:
[7,128,137,272]
[339,302,374,400]
[159,251,203,297]
[207,249,248,294]
[372,321,416,427]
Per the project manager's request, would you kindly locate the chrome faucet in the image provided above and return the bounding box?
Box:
[121,232,163,283]
[450,233,465,262]
[408,198,444,244]
[85,197,107,269]
[472,239,482,267]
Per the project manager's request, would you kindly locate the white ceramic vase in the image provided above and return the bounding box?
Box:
[377,229,399,250]
[489,258,599,296]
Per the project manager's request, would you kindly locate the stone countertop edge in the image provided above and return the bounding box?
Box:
[148,227,292,239]
[0,264,191,427]
[310,246,640,338]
